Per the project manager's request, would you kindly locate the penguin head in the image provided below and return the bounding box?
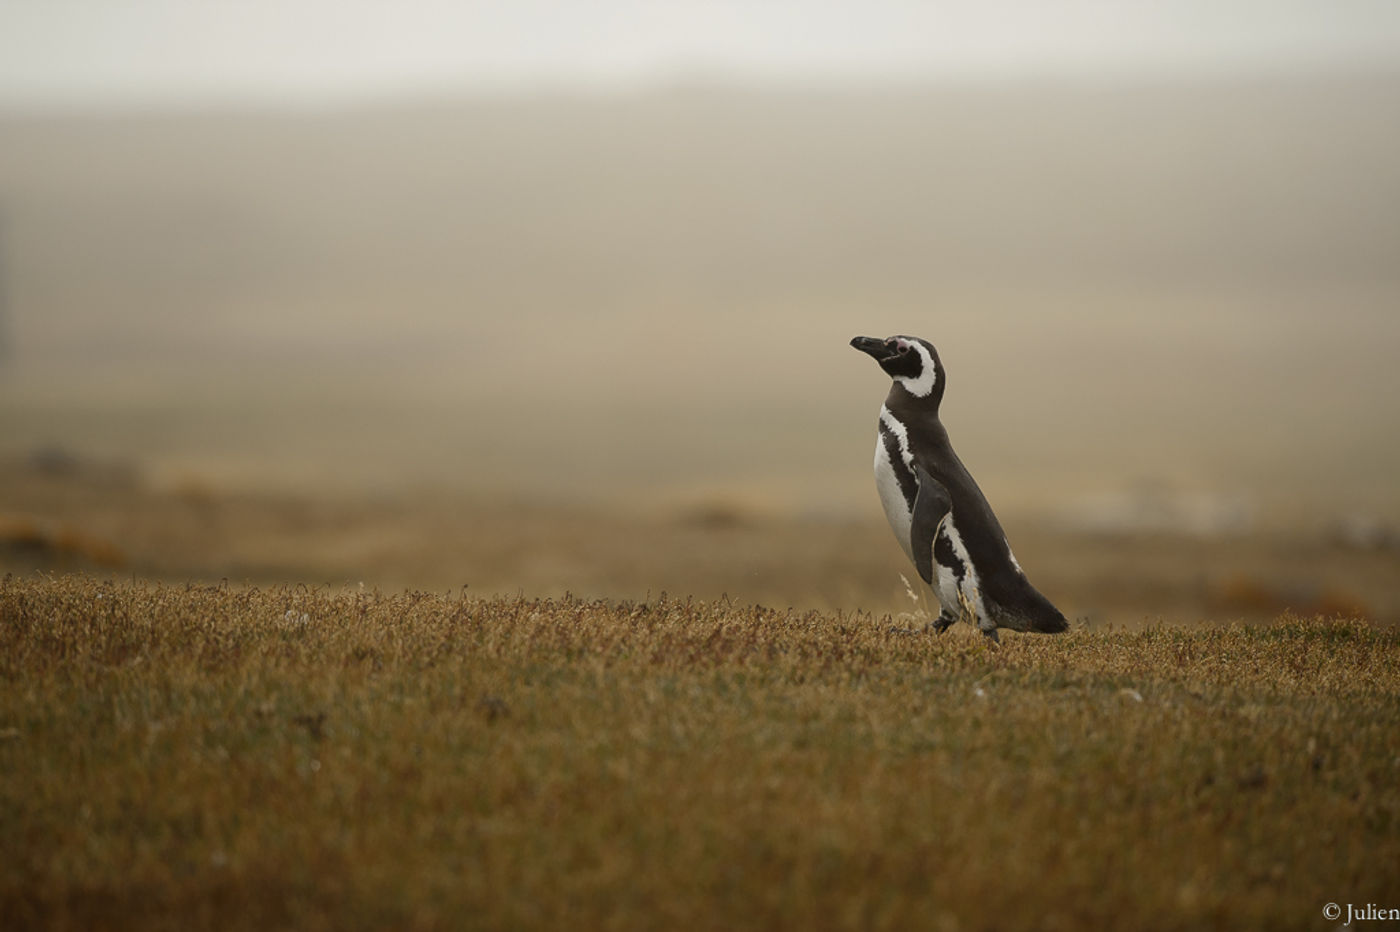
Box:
[850,335,945,402]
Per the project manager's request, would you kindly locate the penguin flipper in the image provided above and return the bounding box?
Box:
[910,466,953,587]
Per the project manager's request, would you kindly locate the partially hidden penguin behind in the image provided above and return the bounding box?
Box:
[851,335,1068,643]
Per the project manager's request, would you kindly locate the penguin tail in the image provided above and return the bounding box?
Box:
[992,587,1069,634]
[1033,608,1070,634]
[1023,588,1069,634]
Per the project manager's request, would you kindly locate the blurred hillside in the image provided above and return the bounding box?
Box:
[3,459,1395,625]
[2,75,1399,521]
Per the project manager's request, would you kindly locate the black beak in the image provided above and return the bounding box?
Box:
[850,335,896,360]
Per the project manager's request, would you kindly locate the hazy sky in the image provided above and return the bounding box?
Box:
[2,0,1399,108]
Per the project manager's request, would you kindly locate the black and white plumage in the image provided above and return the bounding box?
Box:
[851,335,1067,642]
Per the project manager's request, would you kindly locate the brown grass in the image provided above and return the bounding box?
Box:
[3,573,1397,930]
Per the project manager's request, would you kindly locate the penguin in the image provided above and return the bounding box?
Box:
[850,335,1067,642]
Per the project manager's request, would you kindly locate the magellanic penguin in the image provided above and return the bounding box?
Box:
[851,335,1067,642]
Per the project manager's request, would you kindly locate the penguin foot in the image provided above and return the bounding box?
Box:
[931,612,957,635]
[980,627,1001,645]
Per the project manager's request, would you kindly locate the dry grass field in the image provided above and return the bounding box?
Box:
[3,573,1398,931]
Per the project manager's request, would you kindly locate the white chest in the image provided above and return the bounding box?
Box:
[873,437,914,562]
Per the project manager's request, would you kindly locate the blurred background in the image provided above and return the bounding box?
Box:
[2,1,1399,624]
